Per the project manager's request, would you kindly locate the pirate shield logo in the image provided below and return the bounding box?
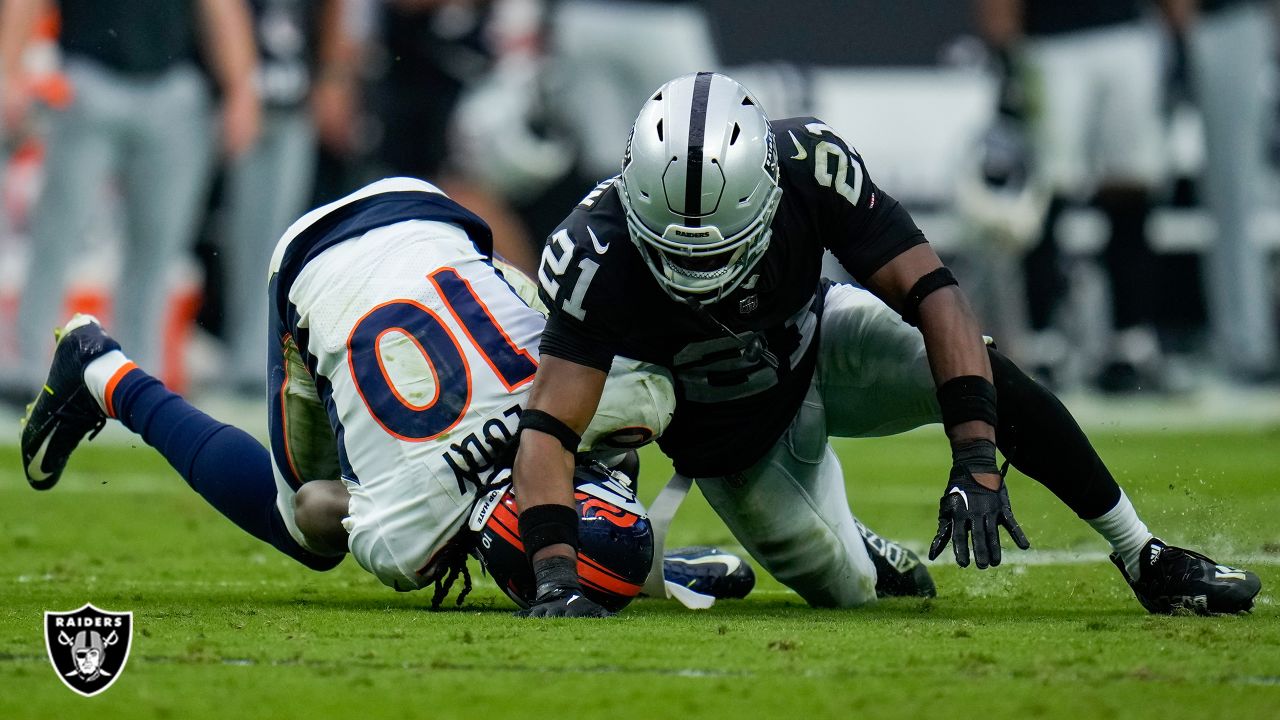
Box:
[44,604,133,696]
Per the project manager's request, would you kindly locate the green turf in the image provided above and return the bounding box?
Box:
[2,426,1278,718]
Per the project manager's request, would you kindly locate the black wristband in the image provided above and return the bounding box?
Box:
[937,375,998,430]
[951,438,1001,478]
[518,409,581,453]
[901,267,958,327]
[518,503,580,559]
[531,555,580,599]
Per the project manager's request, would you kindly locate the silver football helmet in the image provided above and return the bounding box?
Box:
[618,72,782,304]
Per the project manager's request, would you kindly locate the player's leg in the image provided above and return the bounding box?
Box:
[549,0,718,179]
[19,315,341,571]
[989,347,1259,612]
[1019,31,1097,381]
[819,283,1260,612]
[1192,4,1278,377]
[695,359,934,608]
[223,110,317,392]
[818,283,1141,545]
[1093,21,1166,390]
[818,282,1123,518]
[695,422,880,609]
[14,61,119,392]
[114,64,215,371]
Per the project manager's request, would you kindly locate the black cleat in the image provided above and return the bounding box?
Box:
[857,521,937,598]
[1112,537,1261,615]
[20,314,120,490]
[663,546,756,600]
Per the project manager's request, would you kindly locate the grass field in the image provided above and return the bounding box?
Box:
[2,425,1278,719]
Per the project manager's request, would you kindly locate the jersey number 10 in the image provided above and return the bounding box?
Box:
[346,267,538,442]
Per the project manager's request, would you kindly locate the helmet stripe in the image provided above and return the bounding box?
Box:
[487,503,524,550]
[578,555,643,596]
[683,71,715,226]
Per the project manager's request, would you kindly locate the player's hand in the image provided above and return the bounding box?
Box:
[519,587,613,618]
[928,467,1029,569]
[516,555,613,618]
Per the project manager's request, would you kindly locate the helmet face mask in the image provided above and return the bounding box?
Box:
[619,72,783,305]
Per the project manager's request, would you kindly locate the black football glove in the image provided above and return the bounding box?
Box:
[928,441,1030,569]
[517,556,613,618]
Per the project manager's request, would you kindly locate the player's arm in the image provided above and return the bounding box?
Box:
[866,244,995,448]
[512,356,612,618]
[865,228,1030,570]
[1157,0,1198,33]
[513,216,622,617]
[515,355,606,515]
[796,118,1028,569]
[312,0,362,155]
[195,0,261,157]
[974,0,1023,48]
[0,0,44,132]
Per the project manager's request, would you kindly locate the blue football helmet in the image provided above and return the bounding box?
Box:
[470,463,654,611]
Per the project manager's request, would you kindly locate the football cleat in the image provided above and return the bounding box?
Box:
[19,314,119,490]
[663,546,756,600]
[1112,537,1261,615]
[857,521,937,598]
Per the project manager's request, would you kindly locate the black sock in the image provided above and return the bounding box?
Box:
[1097,188,1156,331]
[1023,196,1069,331]
[989,348,1121,519]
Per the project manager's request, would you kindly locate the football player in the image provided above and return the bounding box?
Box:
[510,72,1262,618]
[17,177,729,609]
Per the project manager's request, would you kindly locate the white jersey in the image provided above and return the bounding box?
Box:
[265,178,673,591]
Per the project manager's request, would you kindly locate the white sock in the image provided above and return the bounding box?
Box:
[1086,490,1153,579]
[83,350,135,416]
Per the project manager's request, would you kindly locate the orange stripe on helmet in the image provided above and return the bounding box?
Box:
[488,503,524,551]
[577,554,642,597]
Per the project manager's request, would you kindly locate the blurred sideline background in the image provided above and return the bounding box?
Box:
[1,0,1278,433]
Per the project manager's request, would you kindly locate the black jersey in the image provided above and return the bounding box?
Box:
[59,0,198,75]
[537,117,927,477]
[1023,0,1143,37]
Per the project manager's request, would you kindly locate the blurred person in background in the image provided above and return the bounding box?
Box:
[0,0,260,401]
[220,0,362,396]
[1163,0,1278,384]
[370,0,537,274]
[977,0,1170,392]
[546,0,720,184]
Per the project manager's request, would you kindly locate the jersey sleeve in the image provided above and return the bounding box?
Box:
[539,312,615,372]
[774,117,927,283]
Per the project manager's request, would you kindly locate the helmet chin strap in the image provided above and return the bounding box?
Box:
[682,297,779,369]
